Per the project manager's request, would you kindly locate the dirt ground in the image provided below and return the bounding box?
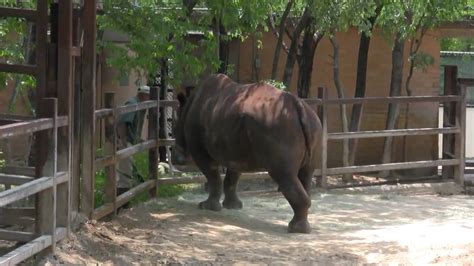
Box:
[39,181,474,265]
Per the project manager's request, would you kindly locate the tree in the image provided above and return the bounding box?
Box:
[322,0,376,182]
[0,0,36,115]
[99,0,273,87]
[348,4,382,169]
[375,0,468,177]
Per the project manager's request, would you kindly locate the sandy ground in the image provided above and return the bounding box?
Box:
[37,182,474,265]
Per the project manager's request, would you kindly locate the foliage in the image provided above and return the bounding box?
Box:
[1,1,37,113]
[94,151,185,207]
[263,79,287,91]
[441,38,474,52]
[376,0,469,41]
[99,0,273,86]
[0,150,5,169]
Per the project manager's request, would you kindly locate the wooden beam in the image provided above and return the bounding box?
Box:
[326,159,460,176]
[0,118,53,139]
[57,0,73,234]
[454,84,467,186]
[0,177,52,207]
[319,87,328,188]
[115,180,155,209]
[0,230,34,242]
[328,127,460,140]
[80,0,97,219]
[149,85,159,198]
[0,207,35,217]
[35,0,48,101]
[103,93,117,216]
[94,108,113,119]
[0,7,37,20]
[0,174,34,186]
[0,63,36,75]
[328,95,460,105]
[116,140,156,161]
[0,227,66,265]
[0,113,34,121]
[1,166,35,177]
[458,78,474,87]
[35,98,58,251]
[114,100,158,116]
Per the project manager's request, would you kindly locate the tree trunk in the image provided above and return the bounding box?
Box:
[380,33,405,178]
[329,36,352,182]
[402,29,427,162]
[348,6,381,167]
[282,8,310,87]
[218,23,229,74]
[296,25,320,98]
[270,0,294,80]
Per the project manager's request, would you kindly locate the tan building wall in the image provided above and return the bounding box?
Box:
[232,28,442,175]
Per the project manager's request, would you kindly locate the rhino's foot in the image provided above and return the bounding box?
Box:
[222,197,243,209]
[198,199,222,211]
[288,219,311,234]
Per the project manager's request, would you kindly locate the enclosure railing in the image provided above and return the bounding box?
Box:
[154,74,469,190]
[307,82,466,188]
[82,88,179,220]
[0,98,70,265]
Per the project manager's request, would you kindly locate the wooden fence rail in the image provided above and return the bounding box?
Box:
[150,82,467,189]
[0,98,70,264]
[81,88,179,220]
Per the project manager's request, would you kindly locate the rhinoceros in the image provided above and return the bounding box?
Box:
[173,74,322,233]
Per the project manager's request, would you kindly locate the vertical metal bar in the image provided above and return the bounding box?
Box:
[80,0,97,218]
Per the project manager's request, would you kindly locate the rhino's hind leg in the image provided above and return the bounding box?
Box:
[223,169,243,209]
[198,166,223,211]
[271,171,312,234]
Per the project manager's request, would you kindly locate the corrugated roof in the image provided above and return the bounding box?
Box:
[441,51,474,56]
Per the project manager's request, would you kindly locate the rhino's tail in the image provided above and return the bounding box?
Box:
[290,94,318,164]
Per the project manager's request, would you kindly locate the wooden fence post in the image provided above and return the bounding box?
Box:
[454,81,467,186]
[70,8,82,219]
[149,86,159,197]
[103,93,117,214]
[57,0,73,233]
[317,87,328,188]
[35,98,58,251]
[80,0,97,218]
[442,65,458,179]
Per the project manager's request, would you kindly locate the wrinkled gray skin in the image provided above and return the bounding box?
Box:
[173,74,322,233]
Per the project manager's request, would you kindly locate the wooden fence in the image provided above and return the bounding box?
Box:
[148,77,469,189]
[0,98,70,265]
[81,89,179,220]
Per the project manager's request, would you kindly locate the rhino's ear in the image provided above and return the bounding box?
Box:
[177,92,186,108]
